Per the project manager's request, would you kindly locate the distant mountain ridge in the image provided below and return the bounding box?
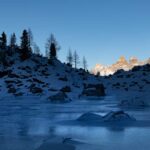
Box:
[92,56,150,76]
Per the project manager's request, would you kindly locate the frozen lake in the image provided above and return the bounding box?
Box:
[0,96,150,150]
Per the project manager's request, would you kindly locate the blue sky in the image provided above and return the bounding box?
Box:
[0,0,150,69]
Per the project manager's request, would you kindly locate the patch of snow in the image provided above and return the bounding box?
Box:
[103,110,136,122]
[77,112,103,122]
[77,111,136,123]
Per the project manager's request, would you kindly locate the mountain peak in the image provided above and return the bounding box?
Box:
[92,56,150,76]
[118,56,127,62]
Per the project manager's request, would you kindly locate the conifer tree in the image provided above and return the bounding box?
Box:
[0,32,7,49]
[50,42,56,58]
[45,34,60,59]
[20,30,31,60]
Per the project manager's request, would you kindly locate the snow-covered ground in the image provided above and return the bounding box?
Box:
[0,96,150,150]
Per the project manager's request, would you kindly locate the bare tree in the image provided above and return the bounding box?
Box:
[66,48,73,66]
[28,28,33,47]
[45,48,49,58]
[73,50,79,69]
[33,43,40,55]
[82,56,88,71]
[9,33,16,49]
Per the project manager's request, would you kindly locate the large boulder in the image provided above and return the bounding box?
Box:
[48,92,70,103]
[77,112,103,122]
[82,84,105,97]
[103,111,136,122]
[77,111,136,123]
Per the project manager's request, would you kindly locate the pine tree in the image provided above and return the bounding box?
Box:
[0,32,7,49]
[50,42,56,58]
[73,50,80,69]
[66,49,73,66]
[21,30,29,50]
[45,34,60,59]
[20,30,31,60]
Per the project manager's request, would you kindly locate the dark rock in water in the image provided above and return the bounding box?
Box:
[103,110,136,122]
[77,112,103,121]
[82,84,105,97]
[48,91,70,103]
[60,86,71,93]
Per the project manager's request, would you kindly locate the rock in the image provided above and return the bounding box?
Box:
[60,86,71,92]
[82,84,105,97]
[77,111,136,123]
[8,87,16,93]
[58,76,68,81]
[103,110,136,122]
[8,73,20,78]
[5,79,21,84]
[0,70,11,78]
[32,78,45,84]
[48,88,58,91]
[30,85,43,94]
[48,92,70,103]
[77,112,103,122]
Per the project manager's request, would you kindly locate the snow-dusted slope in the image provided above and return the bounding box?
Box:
[100,64,150,106]
[0,49,100,101]
[0,47,150,106]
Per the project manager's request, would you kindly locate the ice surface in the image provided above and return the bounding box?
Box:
[0,96,150,150]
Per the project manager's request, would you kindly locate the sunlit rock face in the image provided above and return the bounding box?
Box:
[92,56,150,76]
[92,64,113,76]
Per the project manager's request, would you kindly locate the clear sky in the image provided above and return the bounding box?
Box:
[0,0,150,69]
